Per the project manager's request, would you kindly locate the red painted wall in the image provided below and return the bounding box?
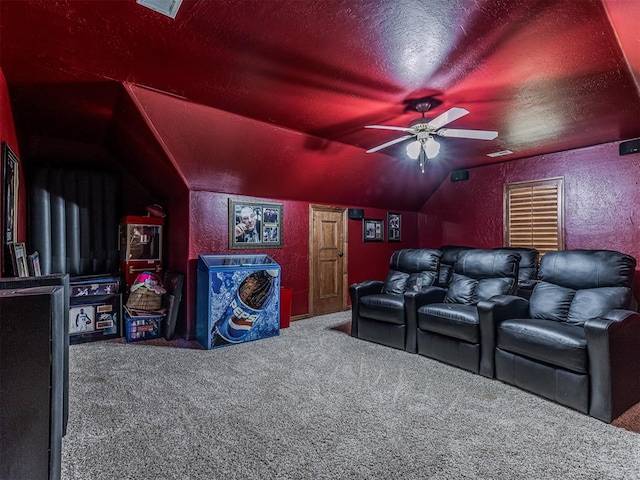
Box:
[347,208,420,286]
[419,140,640,295]
[0,68,27,277]
[185,191,419,338]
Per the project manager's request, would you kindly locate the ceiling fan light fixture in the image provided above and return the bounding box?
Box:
[365,105,495,172]
[425,137,440,159]
[406,140,421,160]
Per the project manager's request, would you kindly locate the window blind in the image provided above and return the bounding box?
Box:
[504,178,564,255]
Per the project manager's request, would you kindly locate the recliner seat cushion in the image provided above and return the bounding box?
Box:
[418,304,479,343]
[567,287,632,325]
[446,249,519,302]
[382,249,442,294]
[497,318,588,373]
[444,274,478,304]
[477,278,516,301]
[529,282,575,322]
[359,294,405,324]
[529,282,632,325]
[443,274,516,306]
[382,270,409,294]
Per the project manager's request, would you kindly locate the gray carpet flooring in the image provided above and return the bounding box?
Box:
[62,312,640,479]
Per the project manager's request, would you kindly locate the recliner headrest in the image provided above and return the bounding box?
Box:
[494,247,539,281]
[439,245,474,265]
[539,250,636,289]
[389,249,441,274]
[455,249,520,279]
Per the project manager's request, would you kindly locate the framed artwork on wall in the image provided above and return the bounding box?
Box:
[9,242,28,277]
[387,212,402,242]
[229,198,283,249]
[363,218,384,242]
[2,142,19,276]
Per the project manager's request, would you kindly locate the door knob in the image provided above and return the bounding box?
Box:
[338,252,344,257]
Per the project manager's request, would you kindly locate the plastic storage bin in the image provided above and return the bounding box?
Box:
[124,308,164,342]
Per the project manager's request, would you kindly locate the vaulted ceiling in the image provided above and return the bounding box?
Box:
[1,0,639,210]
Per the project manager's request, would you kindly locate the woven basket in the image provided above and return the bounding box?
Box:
[126,286,162,310]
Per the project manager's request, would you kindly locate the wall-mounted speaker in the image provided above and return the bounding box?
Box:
[619,139,640,156]
[450,170,470,182]
[348,208,364,220]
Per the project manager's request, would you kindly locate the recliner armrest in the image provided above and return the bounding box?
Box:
[477,294,530,378]
[349,280,384,302]
[405,286,447,309]
[403,286,447,353]
[585,309,640,422]
[478,294,529,321]
[349,280,384,338]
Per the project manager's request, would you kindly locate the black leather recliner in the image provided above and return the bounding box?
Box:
[437,245,474,287]
[491,249,640,423]
[350,249,442,351]
[406,249,521,376]
[494,247,539,298]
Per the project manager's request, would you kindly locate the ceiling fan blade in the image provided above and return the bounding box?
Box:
[365,125,412,133]
[436,128,498,140]
[426,107,469,130]
[366,134,415,153]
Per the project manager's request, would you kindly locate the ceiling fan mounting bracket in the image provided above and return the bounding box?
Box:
[414,101,433,114]
[409,121,434,131]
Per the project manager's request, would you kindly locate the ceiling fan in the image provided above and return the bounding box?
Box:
[365,101,498,172]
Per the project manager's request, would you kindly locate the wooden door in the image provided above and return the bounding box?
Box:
[309,205,347,316]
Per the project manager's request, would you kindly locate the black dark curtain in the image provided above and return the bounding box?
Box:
[29,166,120,276]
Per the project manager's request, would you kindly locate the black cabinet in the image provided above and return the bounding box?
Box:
[0,274,69,436]
[0,286,65,480]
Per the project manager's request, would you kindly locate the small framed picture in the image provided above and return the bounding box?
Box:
[229,198,283,249]
[363,218,384,242]
[69,305,96,334]
[27,251,42,276]
[9,242,28,277]
[387,212,402,242]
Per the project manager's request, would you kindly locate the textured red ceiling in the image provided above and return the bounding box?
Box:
[1,0,639,209]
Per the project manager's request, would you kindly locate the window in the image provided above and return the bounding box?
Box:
[504,177,564,255]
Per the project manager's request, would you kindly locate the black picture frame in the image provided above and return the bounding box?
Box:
[363,218,384,242]
[69,291,123,345]
[229,198,283,249]
[387,212,402,242]
[2,142,19,276]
